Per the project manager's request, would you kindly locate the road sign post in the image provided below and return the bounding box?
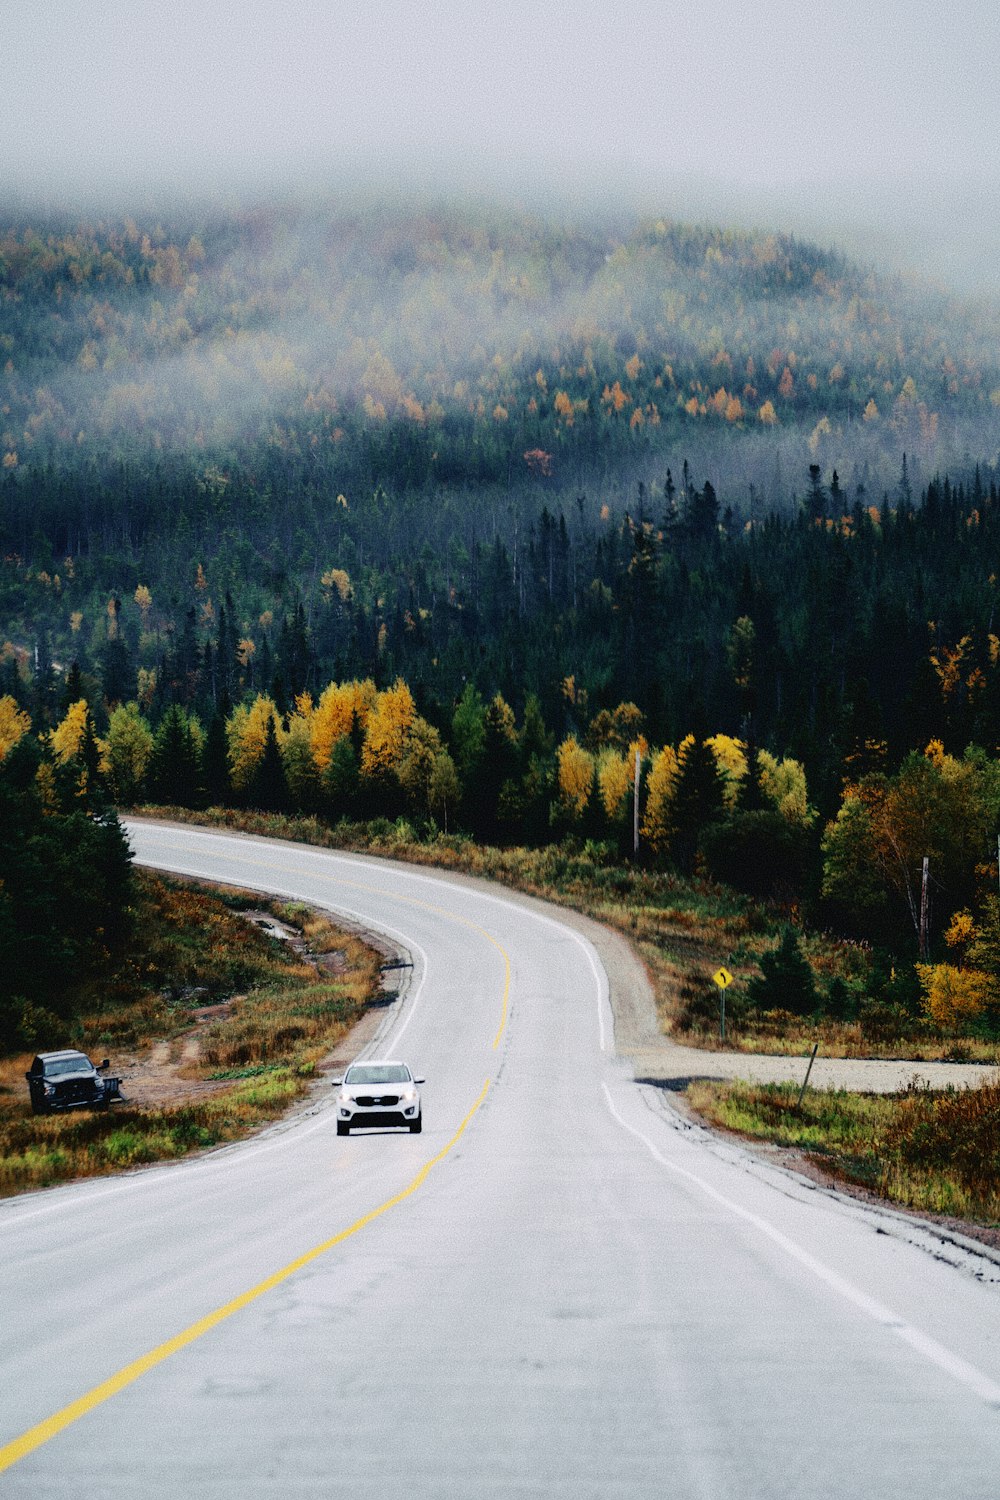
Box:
[712,967,733,1042]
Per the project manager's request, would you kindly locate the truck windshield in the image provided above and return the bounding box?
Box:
[43,1057,92,1076]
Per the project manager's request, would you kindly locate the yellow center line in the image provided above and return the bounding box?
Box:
[135,838,512,1049]
[0,1077,491,1474]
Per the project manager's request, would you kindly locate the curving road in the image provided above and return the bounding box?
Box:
[2,821,1000,1497]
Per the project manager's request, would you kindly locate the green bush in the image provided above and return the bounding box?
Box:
[746,929,818,1016]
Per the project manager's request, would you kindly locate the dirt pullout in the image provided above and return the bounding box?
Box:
[111,908,391,1112]
[113,1004,237,1110]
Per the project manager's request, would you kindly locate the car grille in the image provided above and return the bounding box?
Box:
[54,1081,96,1104]
[355,1094,400,1107]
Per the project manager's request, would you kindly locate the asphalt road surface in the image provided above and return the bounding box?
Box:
[3,822,999,1497]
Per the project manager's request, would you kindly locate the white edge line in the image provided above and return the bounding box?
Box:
[121,828,1000,1410]
[125,823,613,1052]
[4,830,610,1231]
[0,865,430,1232]
[601,1080,1000,1409]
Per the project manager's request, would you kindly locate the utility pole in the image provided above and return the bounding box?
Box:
[633,748,641,856]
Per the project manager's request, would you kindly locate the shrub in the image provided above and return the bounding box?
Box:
[916,963,992,1029]
[746,929,817,1015]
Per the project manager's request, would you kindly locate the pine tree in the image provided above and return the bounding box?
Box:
[323,734,360,820]
[202,710,232,806]
[149,706,202,807]
[670,737,727,871]
[746,929,817,1015]
[246,713,288,812]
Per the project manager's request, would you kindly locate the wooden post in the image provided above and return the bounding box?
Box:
[633,748,641,857]
[796,1043,819,1110]
[919,856,930,960]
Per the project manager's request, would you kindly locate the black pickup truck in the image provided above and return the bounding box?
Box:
[25,1051,123,1115]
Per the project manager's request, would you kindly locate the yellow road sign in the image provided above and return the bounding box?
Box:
[712,966,734,990]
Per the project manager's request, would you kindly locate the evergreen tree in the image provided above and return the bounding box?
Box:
[101,633,132,709]
[202,710,232,806]
[806,464,826,522]
[61,660,84,715]
[323,734,360,820]
[149,706,202,807]
[0,735,133,1049]
[746,929,818,1016]
[736,742,768,812]
[670,737,727,871]
[246,713,288,812]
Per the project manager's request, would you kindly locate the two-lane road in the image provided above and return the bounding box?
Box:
[2,822,999,1497]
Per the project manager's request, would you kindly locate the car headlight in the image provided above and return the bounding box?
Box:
[42,1082,56,1095]
[400,1087,417,1103]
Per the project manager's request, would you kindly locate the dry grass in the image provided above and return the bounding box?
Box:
[0,876,382,1196]
[0,1075,301,1190]
[687,1076,1000,1225]
[136,809,1000,1064]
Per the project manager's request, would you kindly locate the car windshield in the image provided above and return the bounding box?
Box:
[345,1064,410,1085]
[43,1057,92,1076]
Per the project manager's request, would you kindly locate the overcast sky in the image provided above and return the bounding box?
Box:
[5,0,1000,289]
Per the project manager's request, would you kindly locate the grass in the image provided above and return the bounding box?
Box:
[0,872,383,1197]
[136,807,1000,1064]
[0,1075,301,1189]
[687,1077,1000,1226]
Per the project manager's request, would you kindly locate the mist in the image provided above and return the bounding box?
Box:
[6,0,1000,297]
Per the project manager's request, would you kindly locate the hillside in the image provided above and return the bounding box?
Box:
[4,197,1000,525]
[4,196,1000,805]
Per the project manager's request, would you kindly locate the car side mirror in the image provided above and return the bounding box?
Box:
[330,1076,343,1087]
[415,1077,426,1085]
[99,1059,110,1070]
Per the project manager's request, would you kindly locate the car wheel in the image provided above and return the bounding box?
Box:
[31,1099,47,1116]
[409,1115,422,1134]
[336,1120,350,1136]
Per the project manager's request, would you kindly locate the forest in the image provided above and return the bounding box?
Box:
[4,195,1000,1047]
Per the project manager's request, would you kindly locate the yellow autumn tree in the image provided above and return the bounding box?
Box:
[706,734,747,807]
[361,679,417,780]
[50,700,90,763]
[597,748,631,820]
[227,695,280,795]
[102,701,154,804]
[0,695,32,760]
[556,736,595,822]
[916,963,993,1028]
[554,390,574,423]
[310,679,376,771]
[396,717,448,814]
[758,750,815,825]
[279,705,322,810]
[640,743,679,852]
[321,567,352,602]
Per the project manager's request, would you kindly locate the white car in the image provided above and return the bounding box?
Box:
[332,1060,424,1135]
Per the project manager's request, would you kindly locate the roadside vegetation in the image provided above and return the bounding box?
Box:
[137,807,1000,1064]
[687,1077,1000,1227]
[0,870,382,1197]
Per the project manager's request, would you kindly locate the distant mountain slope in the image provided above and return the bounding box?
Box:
[2,197,999,518]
